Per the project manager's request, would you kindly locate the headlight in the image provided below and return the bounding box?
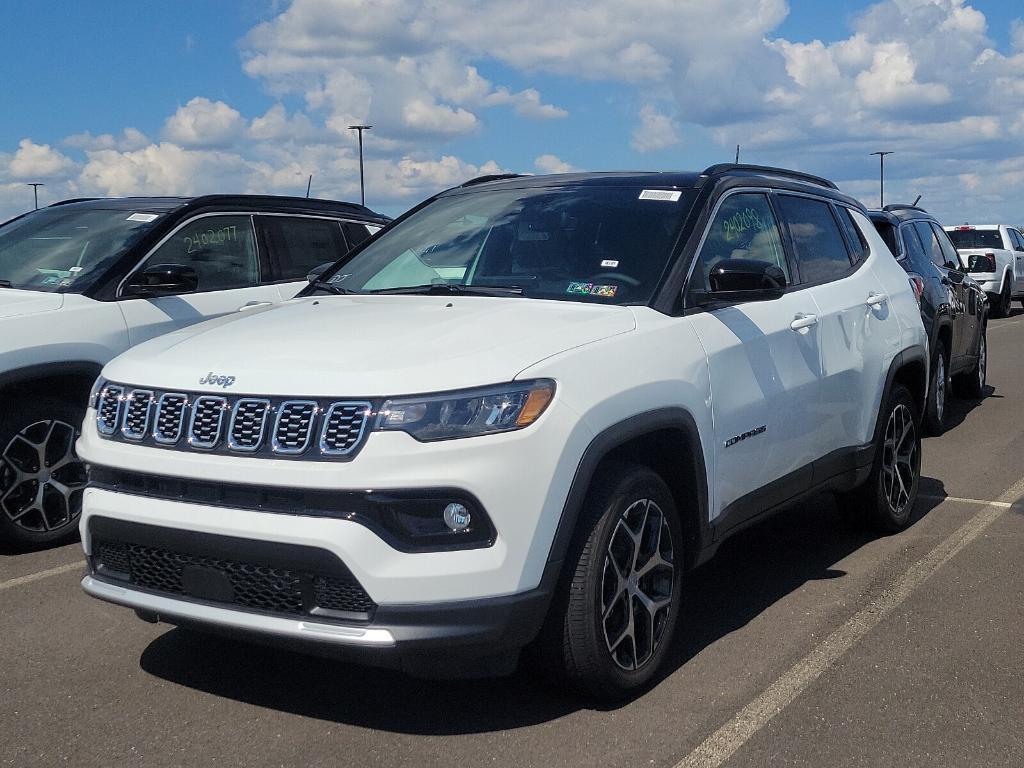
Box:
[376,379,555,441]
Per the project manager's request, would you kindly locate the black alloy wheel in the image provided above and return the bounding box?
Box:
[0,398,88,548]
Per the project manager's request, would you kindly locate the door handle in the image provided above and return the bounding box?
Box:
[866,292,888,307]
[238,301,272,312]
[790,313,819,331]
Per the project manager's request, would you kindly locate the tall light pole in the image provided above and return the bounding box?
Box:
[348,125,372,206]
[27,183,44,210]
[870,151,893,207]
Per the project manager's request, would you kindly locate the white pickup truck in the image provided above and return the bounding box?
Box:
[945,224,1024,317]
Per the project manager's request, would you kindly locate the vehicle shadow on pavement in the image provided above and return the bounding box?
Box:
[934,384,997,435]
[138,484,944,730]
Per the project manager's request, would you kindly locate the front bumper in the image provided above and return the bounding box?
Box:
[82,515,558,676]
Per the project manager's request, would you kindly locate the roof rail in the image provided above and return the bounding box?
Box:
[461,173,527,187]
[702,163,838,190]
[882,203,927,213]
[47,197,101,207]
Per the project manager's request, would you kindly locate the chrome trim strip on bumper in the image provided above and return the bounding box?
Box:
[81,575,396,647]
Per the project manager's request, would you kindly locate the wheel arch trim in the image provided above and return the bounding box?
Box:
[547,407,711,570]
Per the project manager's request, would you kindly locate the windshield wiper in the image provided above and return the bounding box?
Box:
[369,283,523,297]
[0,279,12,289]
[309,280,359,296]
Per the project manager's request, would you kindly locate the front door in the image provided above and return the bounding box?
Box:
[118,214,280,346]
[687,191,823,528]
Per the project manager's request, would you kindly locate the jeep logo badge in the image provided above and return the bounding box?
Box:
[198,372,236,388]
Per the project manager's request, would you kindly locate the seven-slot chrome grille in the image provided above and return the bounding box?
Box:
[95,383,372,460]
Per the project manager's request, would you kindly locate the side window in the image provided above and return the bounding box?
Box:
[931,223,962,269]
[1010,229,1024,252]
[913,221,945,269]
[900,223,930,270]
[695,193,789,289]
[258,216,347,281]
[136,215,258,292]
[775,195,853,284]
[342,222,373,249]
[837,207,869,263]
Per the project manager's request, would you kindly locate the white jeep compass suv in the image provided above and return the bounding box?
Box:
[78,166,928,698]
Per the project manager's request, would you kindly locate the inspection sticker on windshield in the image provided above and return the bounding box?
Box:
[126,212,158,222]
[600,259,619,268]
[639,189,681,202]
[567,282,618,298]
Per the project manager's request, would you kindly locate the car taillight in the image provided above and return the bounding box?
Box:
[908,274,925,305]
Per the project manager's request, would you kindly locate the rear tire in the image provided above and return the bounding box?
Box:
[922,344,948,436]
[836,384,921,534]
[955,329,987,399]
[542,463,683,700]
[995,283,1011,318]
[0,397,87,549]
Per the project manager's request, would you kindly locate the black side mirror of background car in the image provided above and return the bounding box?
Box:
[122,263,199,298]
[966,253,997,273]
[695,258,787,305]
[306,261,335,283]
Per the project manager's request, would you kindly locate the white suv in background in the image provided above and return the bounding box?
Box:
[945,224,1024,317]
[0,195,387,548]
[77,166,928,699]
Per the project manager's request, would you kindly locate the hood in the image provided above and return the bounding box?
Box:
[0,289,64,319]
[103,295,636,396]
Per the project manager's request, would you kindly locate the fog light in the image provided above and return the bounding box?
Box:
[443,502,471,532]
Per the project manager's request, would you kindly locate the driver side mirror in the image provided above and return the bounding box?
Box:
[306,261,335,284]
[966,253,997,273]
[122,263,198,298]
[695,258,787,305]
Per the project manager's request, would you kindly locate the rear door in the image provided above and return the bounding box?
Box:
[1008,228,1024,294]
[118,214,281,346]
[777,195,900,459]
[686,190,823,526]
[930,222,979,367]
[255,215,350,300]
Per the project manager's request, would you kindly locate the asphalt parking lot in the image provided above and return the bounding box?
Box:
[3,312,1024,768]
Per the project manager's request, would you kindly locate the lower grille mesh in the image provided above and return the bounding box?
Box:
[94,538,375,619]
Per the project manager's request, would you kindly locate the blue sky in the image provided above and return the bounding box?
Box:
[2,1,1024,222]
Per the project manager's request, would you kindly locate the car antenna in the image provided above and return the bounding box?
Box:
[912,194,921,206]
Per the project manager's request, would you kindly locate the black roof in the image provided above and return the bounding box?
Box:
[447,164,859,208]
[867,204,937,225]
[44,194,389,222]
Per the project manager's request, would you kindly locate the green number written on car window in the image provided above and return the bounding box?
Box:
[184,226,238,254]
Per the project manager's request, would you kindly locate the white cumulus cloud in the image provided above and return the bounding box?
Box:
[163,97,246,148]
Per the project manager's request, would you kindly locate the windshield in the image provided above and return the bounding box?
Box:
[317,185,695,304]
[946,228,1004,250]
[0,207,163,292]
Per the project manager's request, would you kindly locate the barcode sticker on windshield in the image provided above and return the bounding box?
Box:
[126,213,158,222]
[639,189,681,202]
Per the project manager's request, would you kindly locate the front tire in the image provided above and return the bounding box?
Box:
[547,464,683,700]
[0,397,88,549]
[922,344,948,436]
[836,384,921,533]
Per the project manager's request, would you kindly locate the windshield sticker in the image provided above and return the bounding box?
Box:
[126,212,159,223]
[600,259,619,268]
[639,189,682,202]
[567,282,618,298]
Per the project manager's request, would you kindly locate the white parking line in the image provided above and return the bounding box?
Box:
[989,319,1024,330]
[673,478,1024,768]
[0,561,82,592]
[920,494,1014,508]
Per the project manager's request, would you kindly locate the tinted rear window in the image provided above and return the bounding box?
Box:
[946,229,1004,249]
[872,219,899,257]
